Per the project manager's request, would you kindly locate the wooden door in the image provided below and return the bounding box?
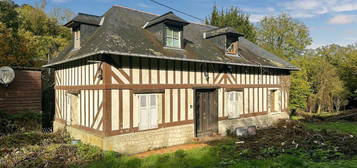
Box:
[195,89,218,137]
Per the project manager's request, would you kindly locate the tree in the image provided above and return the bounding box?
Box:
[313,44,357,108]
[257,13,312,60]
[0,1,71,67]
[49,7,75,25]
[0,0,19,31]
[205,5,257,42]
[289,57,312,112]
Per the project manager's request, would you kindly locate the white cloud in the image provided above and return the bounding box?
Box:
[328,15,357,24]
[249,14,265,23]
[282,0,357,18]
[332,3,357,12]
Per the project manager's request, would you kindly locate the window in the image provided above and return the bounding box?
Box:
[226,36,238,55]
[226,91,243,118]
[137,94,158,130]
[269,89,281,112]
[73,27,80,49]
[165,26,181,48]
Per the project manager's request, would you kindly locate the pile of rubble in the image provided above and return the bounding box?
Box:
[233,120,357,161]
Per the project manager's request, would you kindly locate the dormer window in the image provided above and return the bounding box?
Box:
[226,36,238,56]
[203,27,243,56]
[143,11,189,49]
[64,13,102,50]
[165,26,181,48]
[73,27,81,49]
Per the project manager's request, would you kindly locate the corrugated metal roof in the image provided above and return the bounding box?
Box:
[46,5,299,70]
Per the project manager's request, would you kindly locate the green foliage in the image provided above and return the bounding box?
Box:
[257,13,312,60]
[289,58,312,111]
[0,111,42,135]
[314,44,357,104]
[289,53,349,113]
[0,1,71,67]
[205,5,257,42]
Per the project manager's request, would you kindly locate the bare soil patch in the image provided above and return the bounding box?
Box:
[134,143,209,158]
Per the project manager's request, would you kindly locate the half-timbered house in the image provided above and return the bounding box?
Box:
[44,5,299,154]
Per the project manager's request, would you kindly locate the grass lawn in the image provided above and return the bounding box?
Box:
[304,121,357,135]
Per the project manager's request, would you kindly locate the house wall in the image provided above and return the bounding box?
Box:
[54,54,291,153]
[54,56,104,135]
[0,69,42,113]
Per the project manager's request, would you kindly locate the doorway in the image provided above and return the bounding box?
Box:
[195,89,218,137]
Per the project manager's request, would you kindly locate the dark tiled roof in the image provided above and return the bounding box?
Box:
[204,27,243,39]
[144,11,189,28]
[64,13,102,26]
[46,5,298,70]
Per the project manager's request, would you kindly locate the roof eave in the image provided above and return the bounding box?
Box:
[43,51,300,71]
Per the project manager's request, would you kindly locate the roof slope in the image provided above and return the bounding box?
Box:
[47,5,298,70]
[64,13,102,26]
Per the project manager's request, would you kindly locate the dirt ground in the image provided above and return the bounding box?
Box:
[134,143,209,158]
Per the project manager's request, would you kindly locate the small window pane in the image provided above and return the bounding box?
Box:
[140,95,146,107]
[166,38,173,47]
[166,28,173,38]
[165,26,181,48]
[173,39,180,48]
[150,95,156,106]
[173,30,179,38]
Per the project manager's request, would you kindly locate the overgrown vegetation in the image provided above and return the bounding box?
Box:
[2,116,357,168]
[0,111,42,136]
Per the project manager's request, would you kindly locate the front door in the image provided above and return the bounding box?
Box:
[195,89,218,137]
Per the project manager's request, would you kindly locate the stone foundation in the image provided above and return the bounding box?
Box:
[53,112,288,154]
[218,112,289,136]
[53,121,104,148]
[103,124,194,154]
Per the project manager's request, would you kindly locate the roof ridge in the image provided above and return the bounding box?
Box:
[113,5,159,16]
[78,12,102,17]
[147,11,173,22]
[113,5,216,29]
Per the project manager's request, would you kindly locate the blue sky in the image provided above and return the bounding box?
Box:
[13,0,357,49]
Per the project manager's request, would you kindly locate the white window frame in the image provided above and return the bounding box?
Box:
[137,94,159,130]
[165,26,181,48]
[226,91,243,119]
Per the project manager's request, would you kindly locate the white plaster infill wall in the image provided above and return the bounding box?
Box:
[218,112,289,136]
[103,124,195,154]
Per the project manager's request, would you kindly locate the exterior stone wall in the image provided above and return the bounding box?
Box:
[53,120,104,148]
[218,112,289,136]
[54,112,288,154]
[103,124,194,154]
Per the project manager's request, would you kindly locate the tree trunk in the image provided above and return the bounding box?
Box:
[317,104,321,114]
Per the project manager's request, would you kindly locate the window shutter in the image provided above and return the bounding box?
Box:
[149,95,158,128]
[234,92,238,118]
[227,92,234,118]
[237,91,243,116]
[139,95,149,130]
